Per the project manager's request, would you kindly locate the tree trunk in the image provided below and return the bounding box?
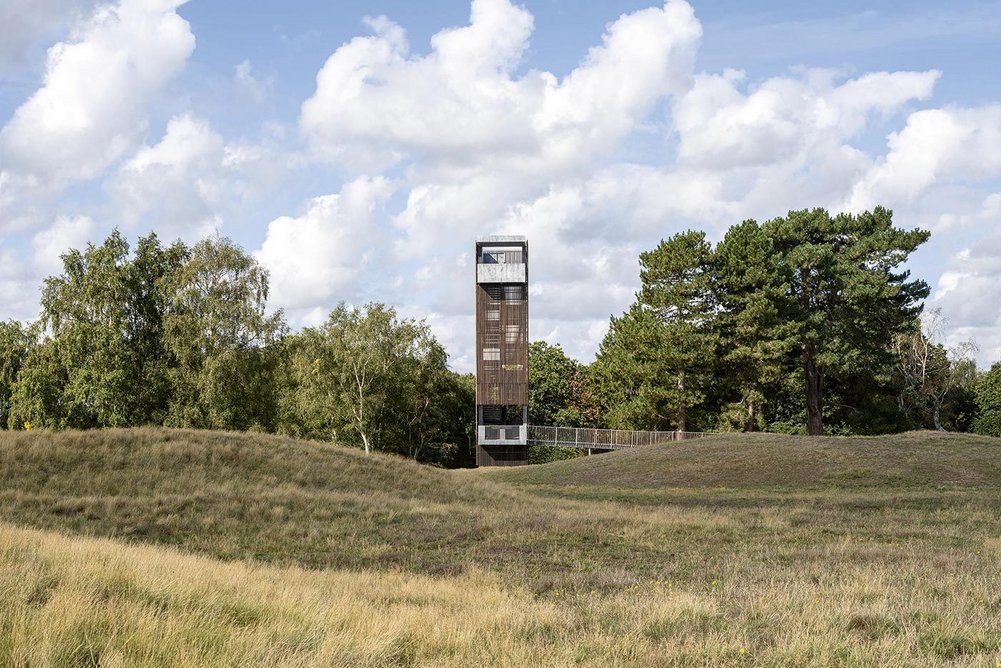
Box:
[804,344,824,436]
[677,371,687,432]
[746,398,755,433]
[361,431,371,454]
[933,401,945,432]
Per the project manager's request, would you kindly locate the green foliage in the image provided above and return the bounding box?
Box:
[764,207,930,434]
[594,231,717,431]
[2,231,472,467]
[163,236,285,431]
[281,303,474,464]
[974,363,1001,436]
[894,311,979,432]
[10,232,188,429]
[713,220,795,431]
[528,341,598,428]
[8,338,67,429]
[528,444,585,464]
[595,207,932,435]
[0,320,31,429]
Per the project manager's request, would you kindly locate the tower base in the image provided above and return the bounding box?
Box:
[476,444,529,466]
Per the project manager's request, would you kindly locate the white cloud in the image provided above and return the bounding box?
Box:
[845,105,1001,211]
[3,0,1001,374]
[296,0,1001,371]
[110,114,223,238]
[932,234,1001,368]
[110,113,288,240]
[300,0,701,175]
[31,214,95,275]
[234,59,271,101]
[674,68,938,170]
[0,246,37,321]
[0,0,96,72]
[0,0,195,188]
[254,176,395,319]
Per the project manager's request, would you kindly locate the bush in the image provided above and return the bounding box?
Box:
[528,445,586,464]
[974,363,1001,437]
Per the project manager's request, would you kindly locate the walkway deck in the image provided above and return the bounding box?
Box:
[527,425,710,450]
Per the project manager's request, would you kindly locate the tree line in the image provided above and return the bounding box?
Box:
[0,231,475,467]
[535,207,1000,438]
[2,208,1000,469]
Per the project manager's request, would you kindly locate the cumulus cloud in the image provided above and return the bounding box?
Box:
[674,68,938,170]
[0,0,96,72]
[3,0,1001,373]
[0,247,37,321]
[111,114,224,235]
[31,214,95,275]
[109,113,288,240]
[254,176,395,319]
[0,0,195,188]
[845,105,1001,211]
[300,0,700,174]
[932,231,1001,367]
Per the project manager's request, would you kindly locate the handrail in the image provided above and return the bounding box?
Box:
[527,425,711,450]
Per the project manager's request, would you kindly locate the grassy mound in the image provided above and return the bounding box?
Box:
[0,427,520,574]
[493,431,1001,490]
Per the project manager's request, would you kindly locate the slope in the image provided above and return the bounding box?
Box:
[0,427,520,574]
[496,431,1001,490]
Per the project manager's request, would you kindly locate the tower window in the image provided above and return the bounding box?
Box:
[503,285,523,301]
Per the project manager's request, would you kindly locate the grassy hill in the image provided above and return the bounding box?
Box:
[2,428,1000,666]
[494,430,1001,489]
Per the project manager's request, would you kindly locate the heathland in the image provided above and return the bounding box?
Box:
[2,428,1000,666]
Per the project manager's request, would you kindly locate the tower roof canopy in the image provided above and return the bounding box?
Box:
[476,235,526,244]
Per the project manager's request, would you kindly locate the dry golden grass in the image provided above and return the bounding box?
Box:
[1,428,1000,666]
[3,522,999,667]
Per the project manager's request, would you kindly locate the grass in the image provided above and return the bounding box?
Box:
[1,427,1000,665]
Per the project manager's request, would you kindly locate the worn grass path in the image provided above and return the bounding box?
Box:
[1,428,1000,665]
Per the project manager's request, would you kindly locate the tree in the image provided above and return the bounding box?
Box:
[594,305,686,430]
[595,231,717,431]
[894,308,979,431]
[764,207,929,435]
[528,341,599,428]
[32,231,136,428]
[163,235,285,431]
[281,302,474,464]
[8,337,68,429]
[0,321,32,429]
[974,363,1001,437]
[713,220,796,431]
[9,231,190,429]
[126,233,190,424]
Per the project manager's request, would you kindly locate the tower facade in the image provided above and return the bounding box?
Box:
[474,236,529,466]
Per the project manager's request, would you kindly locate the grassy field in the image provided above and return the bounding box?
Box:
[1,428,1000,665]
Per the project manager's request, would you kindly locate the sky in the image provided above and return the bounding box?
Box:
[1,0,1000,373]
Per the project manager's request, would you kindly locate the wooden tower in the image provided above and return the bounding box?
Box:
[474,236,529,466]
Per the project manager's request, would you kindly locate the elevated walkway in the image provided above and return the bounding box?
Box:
[527,425,710,450]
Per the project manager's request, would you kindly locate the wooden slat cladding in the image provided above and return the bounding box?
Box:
[476,444,529,466]
[475,282,528,405]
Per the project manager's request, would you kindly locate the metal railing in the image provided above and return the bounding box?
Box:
[527,425,711,450]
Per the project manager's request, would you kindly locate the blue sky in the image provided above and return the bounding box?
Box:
[1,0,1001,372]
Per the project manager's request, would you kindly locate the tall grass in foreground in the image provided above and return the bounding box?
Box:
[2,523,999,667]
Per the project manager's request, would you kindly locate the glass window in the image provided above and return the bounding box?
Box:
[483,348,500,361]
[503,285,523,301]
